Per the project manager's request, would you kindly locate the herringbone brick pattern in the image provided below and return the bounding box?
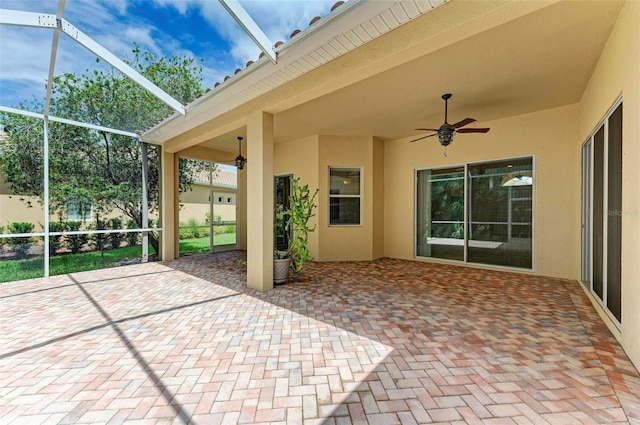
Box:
[1,251,639,424]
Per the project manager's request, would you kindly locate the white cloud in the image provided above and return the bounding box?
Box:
[1,0,341,106]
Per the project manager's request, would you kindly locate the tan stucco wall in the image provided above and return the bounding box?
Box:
[0,195,44,231]
[384,103,581,280]
[274,135,320,259]
[273,134,383,262]
[578,0,640,368]
[178,185,236,223]
[317,135,383,262]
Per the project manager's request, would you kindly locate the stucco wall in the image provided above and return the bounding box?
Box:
[317,135,383,261]
[384,103,581,280]
[578,0,640,369]
[178,185,236,223]
[272,134,383,262]
[274,135,320,259]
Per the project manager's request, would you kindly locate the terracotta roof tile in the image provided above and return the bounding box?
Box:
[331,1,344,12]
[142,0,348,136]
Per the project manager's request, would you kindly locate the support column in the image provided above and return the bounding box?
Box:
[247,111,274,291]
[160,148,176,261]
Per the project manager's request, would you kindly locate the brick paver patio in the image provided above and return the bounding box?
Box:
[1,251,639,424]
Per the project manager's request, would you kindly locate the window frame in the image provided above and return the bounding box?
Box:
[328,166,362,226]
[66,199,92,222]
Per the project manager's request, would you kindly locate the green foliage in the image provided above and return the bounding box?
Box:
[179,218,210,240]
[65,221,87,254]
[277,177,318,274]
[126,218,139,246]
[48,221,66,255]
[108,218,124,249]
[430,174,464,239]
[6,222,35,259]
[0,45,208,255]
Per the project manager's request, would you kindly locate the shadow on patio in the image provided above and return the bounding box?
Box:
[1,250,639,424]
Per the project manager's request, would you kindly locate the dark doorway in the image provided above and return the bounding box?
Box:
[274,174,292,252]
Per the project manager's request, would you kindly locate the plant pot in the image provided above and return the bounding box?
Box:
[273,257,291,284]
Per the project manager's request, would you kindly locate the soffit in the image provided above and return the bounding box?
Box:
[156,0,623,156]
[272,0,624,144]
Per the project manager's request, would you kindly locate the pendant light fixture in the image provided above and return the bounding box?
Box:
[235,136,247,170]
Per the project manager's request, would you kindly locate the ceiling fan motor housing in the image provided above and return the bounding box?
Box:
[438,127,455,146]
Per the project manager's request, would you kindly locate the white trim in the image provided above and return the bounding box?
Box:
[328,166,362,226]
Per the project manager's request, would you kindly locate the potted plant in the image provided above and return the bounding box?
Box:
[274,177,318,284]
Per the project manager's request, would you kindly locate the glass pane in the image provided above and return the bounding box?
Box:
[416,167,464,261]
[607,103,622,321]
[330,168,360,195]
[179,161,213,256]
[468,158,532,268]
[330,197,361,225]
[593,125,605,300]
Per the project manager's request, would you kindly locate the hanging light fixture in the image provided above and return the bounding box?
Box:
[235,136,247,170]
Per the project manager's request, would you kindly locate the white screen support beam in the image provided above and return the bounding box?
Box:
[0,8,185,116]
[218,0,277,64]
[0,106,140,139]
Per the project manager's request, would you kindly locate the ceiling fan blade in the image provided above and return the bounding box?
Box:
[409,133,438,143]
[415,128,440,132]
[456,127,490,133]
[452,118,476,128]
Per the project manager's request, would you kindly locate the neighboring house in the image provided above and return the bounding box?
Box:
[179,167,237,223]
[143,2,640,371]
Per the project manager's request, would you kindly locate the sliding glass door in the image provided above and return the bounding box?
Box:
[416,167,465,261]
[582,100,622,324]
[468,158,533,268]
[416,157,533,269]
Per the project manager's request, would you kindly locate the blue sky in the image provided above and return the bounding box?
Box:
[0,0,338,108]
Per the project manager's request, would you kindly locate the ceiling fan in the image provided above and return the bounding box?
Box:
[410,93,490,147]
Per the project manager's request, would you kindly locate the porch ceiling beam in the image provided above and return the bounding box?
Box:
[0,8,185,116]
[219,0,277,64]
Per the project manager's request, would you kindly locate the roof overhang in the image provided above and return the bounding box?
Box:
[142,0,448,148]
[144,0,624,156]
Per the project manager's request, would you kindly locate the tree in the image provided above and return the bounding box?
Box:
[0,46,211,255]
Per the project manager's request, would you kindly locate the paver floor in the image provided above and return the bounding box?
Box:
[1,251,639,424]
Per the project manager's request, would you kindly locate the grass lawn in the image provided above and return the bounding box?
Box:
[180,233,236,253]
[0,233,236,283]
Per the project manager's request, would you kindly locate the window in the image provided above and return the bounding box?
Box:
[66,199,92,221]
[218,196,223,203]
[416,157,533,269]
[329,167,361,225]
[227,197,232,203]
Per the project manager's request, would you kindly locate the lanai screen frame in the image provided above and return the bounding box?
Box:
[0,0,276,277]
